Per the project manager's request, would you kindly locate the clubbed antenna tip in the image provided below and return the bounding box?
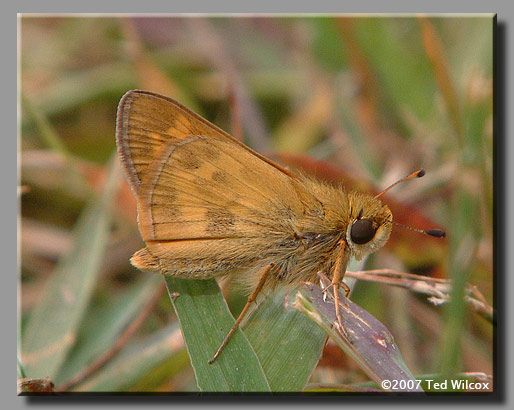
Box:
[425,229,446,238]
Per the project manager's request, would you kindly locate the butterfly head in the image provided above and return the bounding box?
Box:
[345,191,393,261]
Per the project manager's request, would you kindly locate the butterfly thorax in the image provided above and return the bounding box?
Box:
[258,175,392,288]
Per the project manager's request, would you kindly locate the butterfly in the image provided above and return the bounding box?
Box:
[116,90,444,363]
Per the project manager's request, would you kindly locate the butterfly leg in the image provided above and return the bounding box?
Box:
[330,240,350,331]
[208,263,273,364]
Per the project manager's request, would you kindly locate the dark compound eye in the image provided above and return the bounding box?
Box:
[350,219,376,245]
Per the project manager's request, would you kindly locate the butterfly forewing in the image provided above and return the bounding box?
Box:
[116,90,296,195]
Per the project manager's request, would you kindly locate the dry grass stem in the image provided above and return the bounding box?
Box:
[346,269,493,322]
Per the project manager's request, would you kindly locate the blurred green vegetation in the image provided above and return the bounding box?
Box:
[19,15,493,393]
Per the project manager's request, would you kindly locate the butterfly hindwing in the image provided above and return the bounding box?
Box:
[135,136,305,278]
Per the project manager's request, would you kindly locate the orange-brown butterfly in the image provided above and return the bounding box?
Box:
[115,90,444,363]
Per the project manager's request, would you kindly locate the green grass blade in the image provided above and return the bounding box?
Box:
[353,18,437,123]
[17,357,27,379]
[55,275,162,385]
[20,156,121,379]
[165,277,271,392]
[438,191,478,379]
[243,290,326,391]
[75,323,187,392]
[21,93,72,160]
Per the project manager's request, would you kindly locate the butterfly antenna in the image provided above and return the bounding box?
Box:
[392,221,446,238]
[377,169,446,238]
[375,169,425,199]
